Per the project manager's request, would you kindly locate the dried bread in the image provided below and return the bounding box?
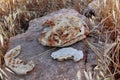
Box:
[51,47,84,62]
[4,45,35,75]
[38,14,89,47]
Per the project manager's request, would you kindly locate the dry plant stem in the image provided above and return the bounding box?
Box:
[86,41,115,79]
[90,14,112,33]
[29,48,56,60]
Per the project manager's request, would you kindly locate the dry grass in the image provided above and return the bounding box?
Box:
[85,0,120,80]
[101,1,120,79]
[0,0,120,80]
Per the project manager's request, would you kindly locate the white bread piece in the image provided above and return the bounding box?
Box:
[51,47,84,62]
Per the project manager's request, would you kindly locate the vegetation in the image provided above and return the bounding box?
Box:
[86,0,120,79]
[0,0,119,80]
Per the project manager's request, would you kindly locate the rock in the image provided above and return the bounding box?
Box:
[5,9,97,80]
[38,14,89,47]
[84,0,102,18]
[51,47,84,62]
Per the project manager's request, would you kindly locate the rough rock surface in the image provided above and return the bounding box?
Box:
[5,9,97,80]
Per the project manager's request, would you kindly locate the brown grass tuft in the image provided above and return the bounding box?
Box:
[86,0,120,80]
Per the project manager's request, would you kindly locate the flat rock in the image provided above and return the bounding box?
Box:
[5,9,97,80]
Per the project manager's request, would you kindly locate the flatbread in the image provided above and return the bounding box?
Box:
[38,14,89,47]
